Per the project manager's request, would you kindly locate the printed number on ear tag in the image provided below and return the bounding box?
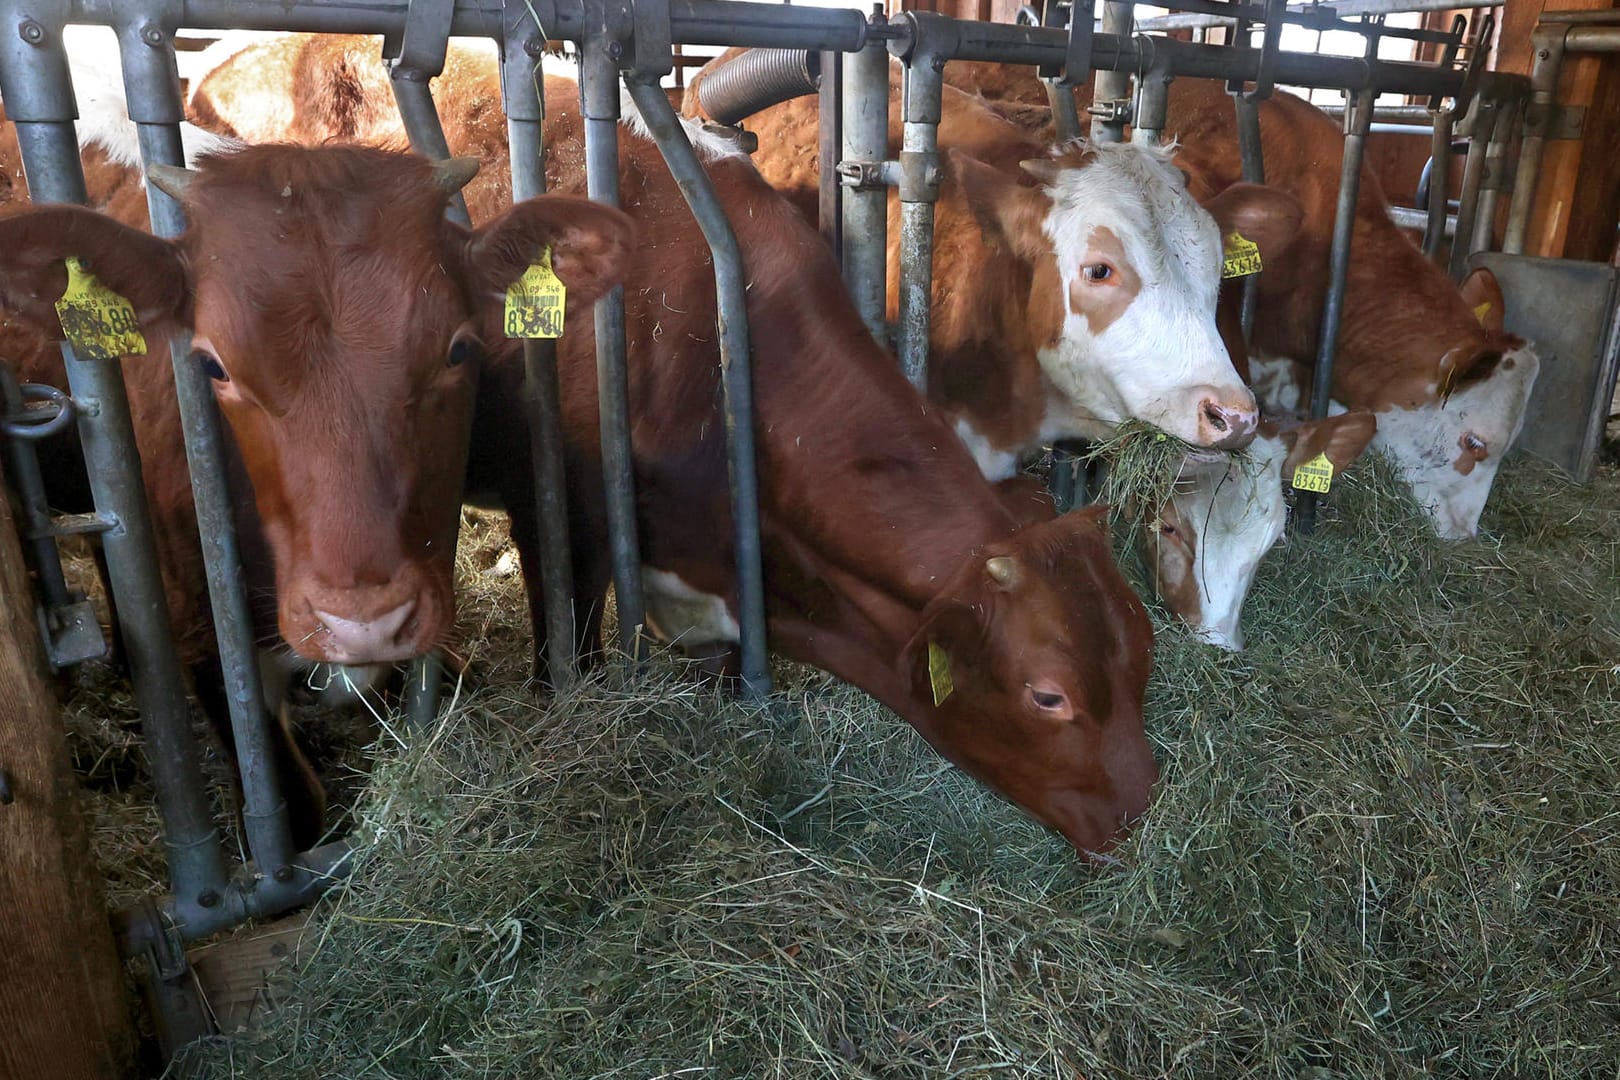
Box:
[1220,232,1262,279]
[927,641,954,707]
[1291,452,1334,494]
[54,256,147,360]
[504,246,566,339]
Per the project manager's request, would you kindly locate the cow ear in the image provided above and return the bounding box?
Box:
[1459,266,1506,333]
[949,148,1052,264]
[1281,409,1378,476]
[0,206,189,340]
[1201,182,1304,266]
[467,194,636,312]
[899,600,984,709]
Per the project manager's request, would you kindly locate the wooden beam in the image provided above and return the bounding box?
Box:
[0,489,135,1080]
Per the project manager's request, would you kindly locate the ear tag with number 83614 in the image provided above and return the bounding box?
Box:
[54,256,147,360]
[503,247,566,339]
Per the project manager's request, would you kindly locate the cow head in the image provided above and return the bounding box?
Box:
[0,145,632,664]
[1149,410,1377,650]
[1364,269,1539,540]
[899,507,1156,857]
[950,143,1300,451]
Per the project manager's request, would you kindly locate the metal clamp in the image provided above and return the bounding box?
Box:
[837,159,892,190]
[0,381,75,440]
[384,0,454,81]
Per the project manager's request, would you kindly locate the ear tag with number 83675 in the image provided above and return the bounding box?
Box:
[503,247,566,339]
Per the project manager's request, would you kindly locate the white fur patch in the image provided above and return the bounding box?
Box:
[642,566,740,648]
[952,416,1020,481]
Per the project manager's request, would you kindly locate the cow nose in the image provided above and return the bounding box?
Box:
[1197,397,1259,450]
[313,600,417,663]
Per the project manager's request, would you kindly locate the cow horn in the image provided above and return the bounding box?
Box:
[1019,158,1061,186]
[985,556,1020,588]
[147,164,196,200]
[431,156,482,194]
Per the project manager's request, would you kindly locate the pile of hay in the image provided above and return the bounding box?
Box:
[140,453,1620,1078]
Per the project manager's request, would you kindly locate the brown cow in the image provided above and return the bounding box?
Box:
[0,81,633,840]
[194,40,1161,857]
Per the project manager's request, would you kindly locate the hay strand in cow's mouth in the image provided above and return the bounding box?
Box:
[1073,419,1246,535]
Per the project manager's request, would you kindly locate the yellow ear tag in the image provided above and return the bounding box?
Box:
[927,641,954,706]
[1291,452,1335,494]
[503,246,566,339]
[1220,232,1262,279]
[1472,301,1493,324]
[54,256,147,360]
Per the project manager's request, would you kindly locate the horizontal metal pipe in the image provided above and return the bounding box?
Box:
[1140,0,1499,31]
[1389,204,1455,236]
[1565,25,1620,51]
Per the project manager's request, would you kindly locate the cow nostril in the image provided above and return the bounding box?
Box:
[1202,401,1229,433]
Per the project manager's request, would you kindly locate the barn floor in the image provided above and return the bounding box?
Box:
[67,446,1620,1080]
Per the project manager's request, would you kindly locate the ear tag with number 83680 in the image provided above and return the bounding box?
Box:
[503,247,566,339]
[54,256,147,360]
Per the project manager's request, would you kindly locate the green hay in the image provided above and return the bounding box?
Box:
[95,453,1620,1080]
[1074,420,1245,538]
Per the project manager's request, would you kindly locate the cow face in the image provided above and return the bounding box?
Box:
[1148,411,1377,650]
[0,145,632,665]
[900,507,1156,857]
[951,144,1299,451]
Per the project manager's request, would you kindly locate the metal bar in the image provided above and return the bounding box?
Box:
[1448,93,1496,279]
[580,8,646,667]
[503,6,579,689]
[389,78,472,227]
[1132,60,1171,145]
[1390,204,1455,235]
[1139,0,1500,32]
[1566,25,1620,50]
[1470,97,1517,257]
[1422,109,1454,257]
[894,15,945,390]
[817,49,843,257]
[624,80,770,698]
[1503,28,1565,256]
[0,10,232,921]
[0,365,72,607]
[1297,88,1373,534]
[1234,92,1265,342]
[1090,1,1134,142]
[840,31,888,342]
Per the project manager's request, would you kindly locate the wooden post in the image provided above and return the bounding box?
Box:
[0,488,136,1079]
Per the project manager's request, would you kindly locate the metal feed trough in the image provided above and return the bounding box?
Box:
[0,0,1496,1051]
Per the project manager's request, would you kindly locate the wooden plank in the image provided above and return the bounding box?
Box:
[0,486,136,1079]
[188,912,313,1035]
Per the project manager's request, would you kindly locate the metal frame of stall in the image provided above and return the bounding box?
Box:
[0,0,1484,1054]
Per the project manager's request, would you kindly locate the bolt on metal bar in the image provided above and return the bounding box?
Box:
[1503,28,1564,256]
[624,80,771,698]
[502,7,579,690]
[894,14,946,391]
[841,31,889,343]
[116,19,298,883]
[0,9,231,919]
[580,9,646,668]
[1297,87,1373,535]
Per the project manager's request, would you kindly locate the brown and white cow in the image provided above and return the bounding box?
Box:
[939,64,1540,541]
[683,54,1304,466]
[193,39,1162,857]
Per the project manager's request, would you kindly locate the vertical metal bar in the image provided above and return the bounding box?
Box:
[580,22,646,666]
[1297,88,1372,534]
[817,48,843,259]
[1131,62,1170,146]
[1504,29,1564,256]
[1090,1,1134,143]
[1038,0,1084,142]
[0,366,73,608]
[1447,94,1496,280]
[896,54,941,390]
[502,21,579,689]
[841,33,888,341]
[1470,97,1517,257]
[1234,93,1266,341]
[0,16,230,918]
[118,23,297,880]
[624,81,770,698]
[1422,109,1453,258]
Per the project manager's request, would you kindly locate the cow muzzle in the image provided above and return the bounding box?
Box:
[283,575,446,664]
[1195,393,1259,450]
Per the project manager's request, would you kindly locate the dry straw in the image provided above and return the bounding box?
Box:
[60,455,1618,1079]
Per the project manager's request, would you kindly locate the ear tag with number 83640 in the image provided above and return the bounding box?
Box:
[54,256,147,360]
[504,247,566,339]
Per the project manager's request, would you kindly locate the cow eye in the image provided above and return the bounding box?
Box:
[447,332,483,369]
[1082,263,1113,283]
[192,348,228,382]
[1159,521,1177,536]
[1028,686,1069,713]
